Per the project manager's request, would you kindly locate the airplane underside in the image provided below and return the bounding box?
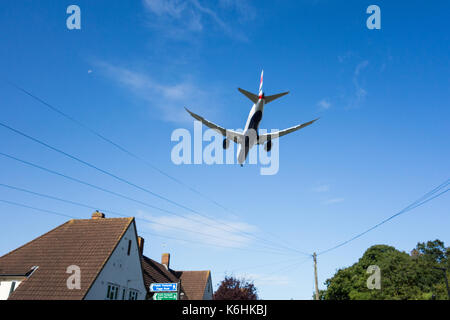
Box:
[185,70,319,167]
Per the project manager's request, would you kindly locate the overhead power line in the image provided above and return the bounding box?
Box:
[8,82,302,255]
[256,256,312,281]
[8,82,234,213]
[0,198,299,256]
[0,120,310,256]
[217,256,310,275]
[0,182,299,255]
[0,199,76,220]
[317,179,449,256]
[0,121,205,215]
[0,151,309,256]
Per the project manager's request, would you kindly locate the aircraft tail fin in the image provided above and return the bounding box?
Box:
[238,70,289,104]
[259,70,264,93]
[238,88,258,103]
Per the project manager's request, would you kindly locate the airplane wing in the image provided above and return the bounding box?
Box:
[184,107,244,143]
[258,118,319,143]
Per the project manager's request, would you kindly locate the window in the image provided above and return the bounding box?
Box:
[106,283,119,300]
[128,290,138,300]
[122,288,126,300]
[8,281,16,298]
[127,240,132,256]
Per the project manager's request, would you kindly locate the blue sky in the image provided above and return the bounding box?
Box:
[0,0,449,299]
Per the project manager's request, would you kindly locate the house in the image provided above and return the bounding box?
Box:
[141,251,213,300]
[0,211,214,300]
[0,211,147,300]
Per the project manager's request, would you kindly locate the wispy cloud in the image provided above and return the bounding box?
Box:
[142,0,254,40]
[143,0,186,17]
[94,60,220,123]
[190,0,229,33]
[323,198,344,205]
[312,184,330,193]
[236,272,291,286]
[354,60,369,77]
[337,52,370,109]
[137,211,258,248]
[349,60,369,108]
[317,99,331,110]
[338,51,355,63]
[217,0,256,23]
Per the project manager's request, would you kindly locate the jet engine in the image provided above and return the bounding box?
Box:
[223,138,230,149]
[264,140,272,152]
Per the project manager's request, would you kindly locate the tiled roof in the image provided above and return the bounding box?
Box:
[141,255,179,285]
[178,270,210,300]
[141,255,210,300]
[0,217,133,300]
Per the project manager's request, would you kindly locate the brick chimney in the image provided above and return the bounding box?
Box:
[137,236,145,256]
[161,253,170,269]
[91,210,105,219]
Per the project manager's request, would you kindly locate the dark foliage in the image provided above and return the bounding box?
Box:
[213,275,258,300]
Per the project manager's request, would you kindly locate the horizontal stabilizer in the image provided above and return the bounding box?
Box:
[238,88,258,104]
[265,91,289,104]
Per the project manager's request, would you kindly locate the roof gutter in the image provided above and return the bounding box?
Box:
[0,266,39,278]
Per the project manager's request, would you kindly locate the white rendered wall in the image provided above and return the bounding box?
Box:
[0,280,21,300]
[84,221,146,300]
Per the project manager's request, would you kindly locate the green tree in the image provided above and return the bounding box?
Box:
[320,240,449,300]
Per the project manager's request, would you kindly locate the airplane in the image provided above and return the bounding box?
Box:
[185,70,319,166]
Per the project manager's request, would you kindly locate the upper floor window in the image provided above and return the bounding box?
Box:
[106,283,119,300]
[127,240,132,256]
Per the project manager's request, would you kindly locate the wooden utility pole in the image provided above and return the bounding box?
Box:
[313,252,319,300]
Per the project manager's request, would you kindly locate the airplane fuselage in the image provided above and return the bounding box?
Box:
[237,97,265,164]
[185,70,318,167]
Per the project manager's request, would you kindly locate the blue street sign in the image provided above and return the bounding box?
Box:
[150,283,178,292]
